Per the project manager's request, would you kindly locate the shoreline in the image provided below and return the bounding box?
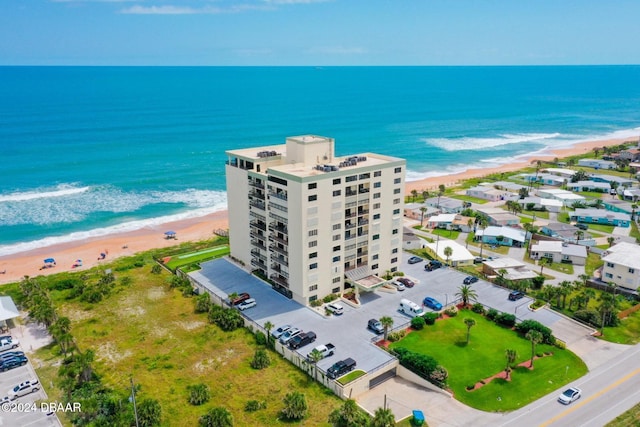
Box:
[1,135,637,285]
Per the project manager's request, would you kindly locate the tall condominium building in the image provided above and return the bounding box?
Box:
[225,135,406,305]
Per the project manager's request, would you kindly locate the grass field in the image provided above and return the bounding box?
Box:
[431,228,461,240]
[599,309,640,345]
[449,194,488,204]
[606,400,640,426]
[390,310,587,412]
[163,245,229,270]
[28,262,341,426]
[585,223,616,234]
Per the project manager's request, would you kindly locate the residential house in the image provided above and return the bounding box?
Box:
[482,257,538,281]
[426,214,474,232]
[566,181,611,193]
[517,196,563,213]
[424,240,474,267]
[475,225,526,247]
[466,186,515,202]
[526,173,566,187]
[589,173,635,188]
[570,208,631,228]
[540,222,596,246]
[530,241,587,265]
[543,168,577,179]
[618,148,640,162]
[578,158,617,170]
[601,242,640,290]
[621,188,640,202]
[403,203,438,221]
[424,197,465,214]
[536,189,586,207]
[485,181,529,193]
[602,199,635,215]
[476,207,521,226]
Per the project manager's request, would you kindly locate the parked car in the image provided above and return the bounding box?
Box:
[0,339,19,353]
[423,297,443,311]
[508,291,525,301]
[399,299,424,318]
[558,387,581,404]
[271,324,291,339]
[8,379,39,400]
[0,355,28,372]
[390,280,406,291]
[307,343,335,361]
[279,328,302,344]
[424,260,442,271]
[396,277,415,288]
[288,331,317,349]
[576,223,589,230]
[408,256,423,264]
[237,298,256,311]
[463,276,478,285]
[367,319,384,334]
[230,292,250,306]
[0,351,24,362]
[473,257,486,264]
[327,358,357,379]
[326,303,344,315]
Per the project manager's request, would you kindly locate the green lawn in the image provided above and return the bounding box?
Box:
[599,309,640,345]
[431,228,461,240]
[521,210,550,219]
[584,223,616,234]
[576,191,607,199]
[164,245,230,270]
[607,401,640,426]
[449,194,488,204]
[585,252,605,276]
[390,310,587,412]
[544,261,574,275]
[629,221,640,243]
[466,238,511,255]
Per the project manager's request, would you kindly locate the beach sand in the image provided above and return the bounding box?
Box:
[0,136,636,285]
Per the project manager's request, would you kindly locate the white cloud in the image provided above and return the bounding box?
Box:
[264,0,331,4]
[308,46,367,55]
[120,3,269,14]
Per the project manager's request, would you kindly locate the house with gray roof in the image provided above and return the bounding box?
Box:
[570,208,631,228]
[530,241,587,265]
[424,197,465,214]
[567,181,611,193]
[589,173,635,187]
[475,226,526,247]
[540,222,596,246]
[578,158,616,170]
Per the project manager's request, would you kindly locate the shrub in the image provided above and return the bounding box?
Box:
[423,312,439,325]
[429,365,448,386]
[150,264,163,274]
[444,306,458,317]
[281,391,307,420]
[516,319,554,344]
[573,309,601,327]
[310,299,323,308]
[254,331,267,346]
[486,308,499,321]
[199,407,232,427]
[245,400,266,412]
[187,383,211,406]
[250,349,270,369]
[531,275,545,289]
[555,339,566,349]
[471,303,485,314]
[194,293,211,313]
[495,312,516,327]
[387,330,407,342]
[209,307,244,331]
[394,348,440,385]
[322,293,338,303]
[411,316,426,330]
[466,384,475,390]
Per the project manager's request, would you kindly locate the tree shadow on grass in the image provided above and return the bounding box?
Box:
[453,340,469,347]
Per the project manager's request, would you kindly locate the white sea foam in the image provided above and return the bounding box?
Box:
[0,184,91,202]
[0,203,228,257]
[423,133,562,152]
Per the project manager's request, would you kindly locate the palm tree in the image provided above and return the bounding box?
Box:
[328,399,369,426]
[538,257,550,275]
[631,203,638,221]
[505,349,517,379]
[443,246,453,266]
[422,190,430,202]
[574,229,584,243]
[380,316,394,341]
[371,407,395,427]
[410,189,418,202]
[541,284,558,304]
[456,284,478,307]
[200,407,233,427]
[525,330,543,368]
[77,349,95,384]
[523,223,538,253]
[582,288,596,307]
[607,236,616,247]
[419,206,427,227]
[464,318,476,344]
[264,321,274,344]
[476,215,489,259]
[593,147,600,158]
[307,348,324,380]
[598,292,619,336]
[281,391,308,420]
[558,280,574,309]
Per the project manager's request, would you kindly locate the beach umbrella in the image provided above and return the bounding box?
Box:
[44,258,55,264]
[164,231,176,236]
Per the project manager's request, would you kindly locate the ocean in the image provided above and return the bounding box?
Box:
[1,66,640,256]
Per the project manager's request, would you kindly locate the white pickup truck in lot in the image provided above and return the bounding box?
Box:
[307,343,335,361]
[0,338,19,353]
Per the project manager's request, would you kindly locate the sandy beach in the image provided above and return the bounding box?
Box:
[0,136,637,285]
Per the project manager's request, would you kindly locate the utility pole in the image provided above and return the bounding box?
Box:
[131,377,140,427]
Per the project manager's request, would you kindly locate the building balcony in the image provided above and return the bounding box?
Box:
[249,191,265,200]
[270,255,289,267]
[250,221,267,231]
[249,211,266,222]
[268,211,288,223]
[345,223,356,229]
[249,200,266,210]
[248,180,265,189]
[251,258,268,270]
[251,250,267,262]
[357,209,369,216]
[345,261,368,272]
[268,191,288,201]
[358,187,370,194]
[250,230,266,240]
[270,274,289,288]
[269,234,288,245]
[251,240,267,251]
[345,211,357,219]
[345,190,358,197]
[269,244,288,256]
[269,222,288,234]
[345,234,356,241]
[270,264,289,279]
[358,219,369,226]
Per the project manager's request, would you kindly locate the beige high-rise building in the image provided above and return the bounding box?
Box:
[225,135,406,305]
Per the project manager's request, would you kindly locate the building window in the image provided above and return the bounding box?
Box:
[332,256,341,262]
[346,175,357,182]
[373,254,379,260]
[332,277,341,284]
[374,171,382,177]
[373,213,380,220]
[394,188,401,194]
[308,195,317,202]
[372,264,378,269]
[332,287,340,293]
[333,178,341,185]
[374,182,381,188]
[309,284,318,291]
[394,167,402,173]
[333,234,340,241]
[309,241,317,248]
[359,173,370,179]
[373,234,380,240]
[394,178,401,184]
[309,229,318,236]
[630,268,635,274]
[606,262,614,268]
[392,248,398,254]
[309,252,318,259]
[605,273,613,279]
[373,203,381,209]
[333,224,341,230]
[392,229,398,234]
[309,295,317,302]
[393,198,401,204]
[333,190,341,196]
[308,183,317,190]
[373,193,381,199]
[393,208,400,214]
[391,257,398,263]
[333,245,341,251]
[391,267,397,272]
[310,263,318,270]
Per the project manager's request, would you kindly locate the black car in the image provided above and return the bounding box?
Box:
[327,358,357,379]
[508,290,525,301]
[424,260,443,271]
[463,276,478,285]
[0,355,27,372]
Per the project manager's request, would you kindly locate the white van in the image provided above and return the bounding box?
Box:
[398,299,424,318]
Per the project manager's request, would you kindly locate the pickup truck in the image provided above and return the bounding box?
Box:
[327,357,356,379]
[0,339,19,354]
[288,331,317,349]
[307,343,335,361]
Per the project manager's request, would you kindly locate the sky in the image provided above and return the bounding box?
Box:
[2,0,640,66]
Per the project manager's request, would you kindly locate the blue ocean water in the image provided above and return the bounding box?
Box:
[1,66,640,255]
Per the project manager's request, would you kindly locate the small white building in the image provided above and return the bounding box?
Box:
[566,181,611,193]
[426,214,474,232]
[517,196,563,213]
[601,242,640,290]
[482,257,538,281]
[424,197,465,214]
[423,240,474,267]
[530,241,587,265]
[466,186,514,202]
[578,158,616,169]
[543,168,577,178]
[475,225,526,247]
[536,189,586,207]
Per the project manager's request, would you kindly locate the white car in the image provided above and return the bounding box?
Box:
[271,325,291,339]
[558,387,581,404]
[0,339,19,353]
[391,280,406,291]
[326,303,344,315]
[8,379,39,400]
[279,328,301,344]
[237,298,256,311]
